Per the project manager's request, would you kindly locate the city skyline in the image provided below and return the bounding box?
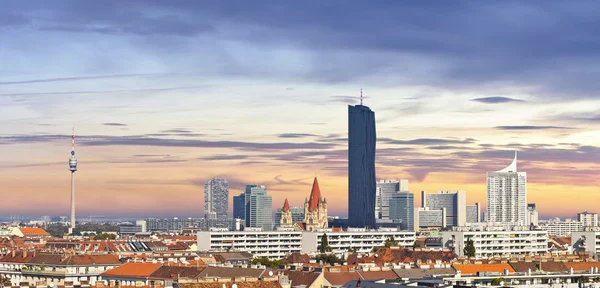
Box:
[2,2,600,219]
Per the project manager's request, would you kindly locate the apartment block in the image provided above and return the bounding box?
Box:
[442,228,548,258]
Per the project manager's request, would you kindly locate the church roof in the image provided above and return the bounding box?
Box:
[308,177,321,210]
[283,198,290,211]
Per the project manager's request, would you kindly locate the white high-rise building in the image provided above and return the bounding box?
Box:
[578,211,598,229]
[486,151,527,225]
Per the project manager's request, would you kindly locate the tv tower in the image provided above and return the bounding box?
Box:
[68,127,78,235]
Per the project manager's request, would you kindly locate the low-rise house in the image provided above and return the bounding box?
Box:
[281,270,323,288]
[101,262,163,287]
[0,252,121,286]
[10,228,51,239]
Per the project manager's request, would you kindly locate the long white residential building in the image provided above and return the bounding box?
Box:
[197,228,416,259]
[441,228,548,258]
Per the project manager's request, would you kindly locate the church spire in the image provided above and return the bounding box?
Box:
[308,177,321,211]
[283,198,290,212]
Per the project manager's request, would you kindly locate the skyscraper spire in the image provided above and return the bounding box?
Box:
[360,88,363,105]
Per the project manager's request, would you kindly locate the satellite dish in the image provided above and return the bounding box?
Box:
[269,271,273,277]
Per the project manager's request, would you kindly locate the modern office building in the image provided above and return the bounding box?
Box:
[421,190,466,227]
[578,211,598,229]
[233,193,246,221]
[486,151,527,225]
[375,179,409,220]
[245,185,273,231]
[527,203,539,227]
[414,207,446,228]
[442,227,548,258]
[197,228,415,259]
[466,203,481,223]
[388,192,414,231]
[204,178,229,219]
[348,98,377,229]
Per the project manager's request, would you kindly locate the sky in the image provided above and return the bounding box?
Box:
[1,1,600,220]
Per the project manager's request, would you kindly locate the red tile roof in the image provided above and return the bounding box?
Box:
[102,263,163,278]
[181,282,282,288]
[19,228,50,236]
[563,262,600,272]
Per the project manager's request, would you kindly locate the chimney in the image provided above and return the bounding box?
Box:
[12,250,15,258]
[356,279,361,288]
[23,250,27,258]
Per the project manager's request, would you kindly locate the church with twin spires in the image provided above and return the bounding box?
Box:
[280,177,328,231]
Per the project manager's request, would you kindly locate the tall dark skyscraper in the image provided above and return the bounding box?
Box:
[348,101,377,228]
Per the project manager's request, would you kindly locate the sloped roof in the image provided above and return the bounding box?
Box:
[356,270,398,281]
[198,266,264,278]
[19,228,50,236]
[324,271,360,286]
[284,252,311,264]
[283,270,321,287]
[149,266,204,279]
[510,261,568,273]
[392,268,455,279]
[102,262,162,278]
[180,282,282,288]
[283,198,290,212]
[453,264,515,275]
[563,262,600,272]
[308,177,321,210]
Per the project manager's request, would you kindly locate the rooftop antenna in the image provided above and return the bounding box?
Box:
[360,88,363,105]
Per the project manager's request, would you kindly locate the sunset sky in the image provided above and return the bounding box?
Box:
[1,2,600,220]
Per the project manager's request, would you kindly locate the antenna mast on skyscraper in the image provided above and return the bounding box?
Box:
[360,88,363,105]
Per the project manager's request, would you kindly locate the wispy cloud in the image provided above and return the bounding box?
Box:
[0,74,161,85]
[277,133,318,138]
[103,122,128,127]
[495,125,572,130]
[471,96,525,104]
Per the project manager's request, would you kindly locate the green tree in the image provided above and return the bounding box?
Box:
[412,241,420,251]
[94,233,117,240]
[490,277,504,286]
[464,237,476,258]
[348,247,356,253]
[320,233,330,253]
[315,253,343,266]
[384,236,398,248]
[250,257,285,268]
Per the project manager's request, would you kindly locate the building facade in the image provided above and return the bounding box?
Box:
[540,219,583,236]
[466,203,481,223]
[275,205,304,228]
[245,185,273,231]
[204,178,229,219]
[348,103,377,229]
[415,207,446,228]
[578,211,598,229]
[442,228,548,258]
[375,179,409,220]
[388,192,414,231]
[526,203,539,227]
[486,152,527,225]
[233,192,246,221]
[197,229,415,259]
[422,190,466,227]
[572,231,600,260]
[304,177,328,231]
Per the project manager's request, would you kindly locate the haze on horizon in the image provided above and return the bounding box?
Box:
[1,1,600,220]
